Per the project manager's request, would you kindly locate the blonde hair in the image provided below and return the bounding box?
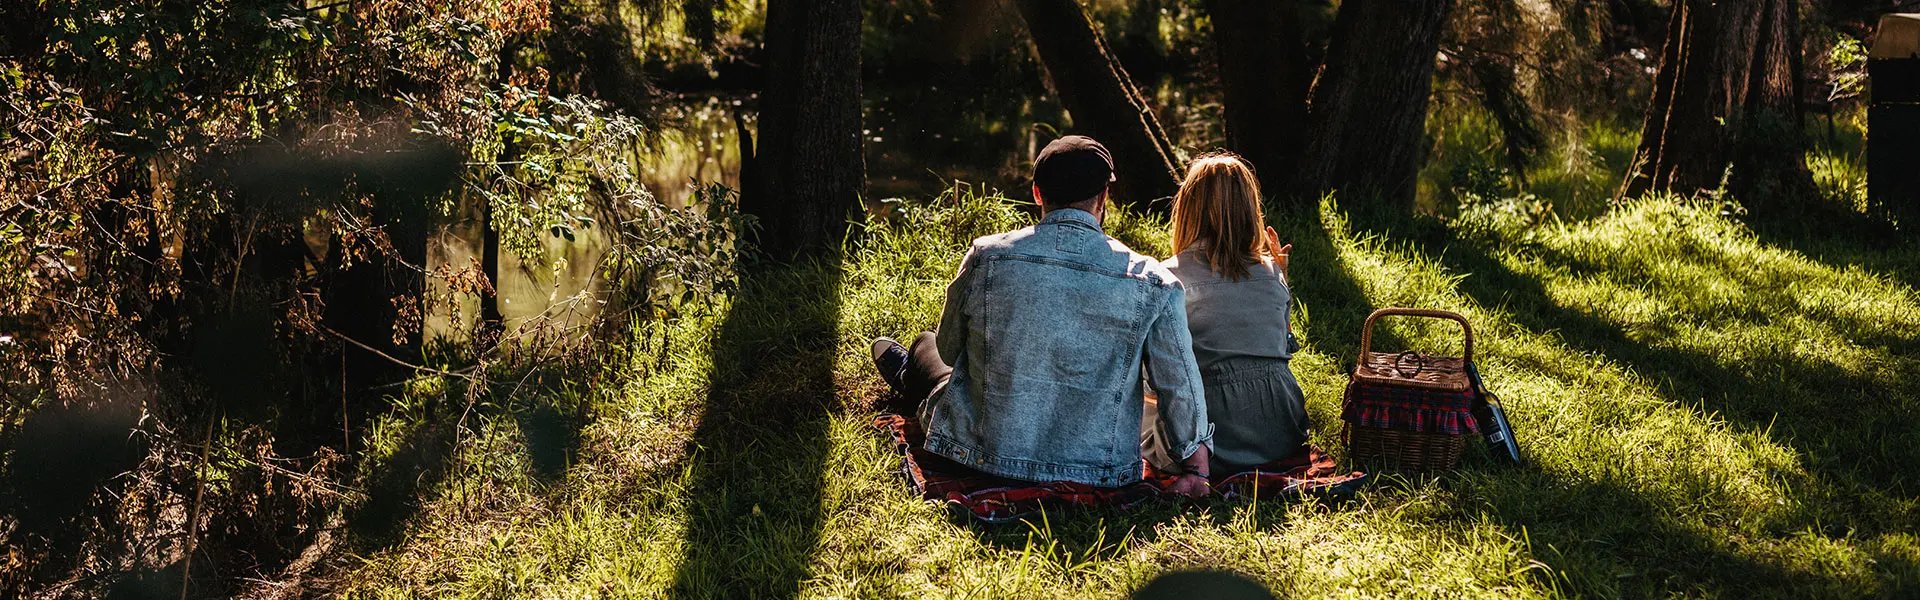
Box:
[1171,153,1269,281]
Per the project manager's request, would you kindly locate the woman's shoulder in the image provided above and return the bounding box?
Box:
[1157,245,1192,268]
[1159,248,1216,284]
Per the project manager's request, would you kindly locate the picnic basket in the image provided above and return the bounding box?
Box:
[1341,308,1480,471]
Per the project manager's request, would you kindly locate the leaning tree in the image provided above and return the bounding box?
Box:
[1618,0,1815,210]
[1011,0,1180,212]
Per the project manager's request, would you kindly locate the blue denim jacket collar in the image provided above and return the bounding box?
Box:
[1040,207,1100,229]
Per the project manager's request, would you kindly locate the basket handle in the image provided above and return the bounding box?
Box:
[1358,308,1474,364]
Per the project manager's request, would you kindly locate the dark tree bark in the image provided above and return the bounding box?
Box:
[1204,0,1318,196]
[478,194,504,339]
[1012,0,1180,212]
[741,0,865,259]
[1618,0,1816,210]
[1292,0,1454,214]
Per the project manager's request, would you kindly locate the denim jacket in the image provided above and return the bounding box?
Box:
[920,208,1212,486]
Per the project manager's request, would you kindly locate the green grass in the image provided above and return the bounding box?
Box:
[1419,106,1643,220]
[337,185,1920,598]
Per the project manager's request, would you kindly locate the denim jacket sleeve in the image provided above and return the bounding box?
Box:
[1143,284,1212,459]
[935,247,976,364]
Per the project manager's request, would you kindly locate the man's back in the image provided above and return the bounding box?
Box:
[920,208,1209,486]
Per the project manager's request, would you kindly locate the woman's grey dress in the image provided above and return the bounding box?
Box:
[1143,246,1311,474]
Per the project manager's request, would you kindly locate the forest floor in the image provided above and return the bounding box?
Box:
[335,190,1920,598]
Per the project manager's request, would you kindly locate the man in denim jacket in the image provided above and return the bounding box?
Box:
[873,136,1214,497]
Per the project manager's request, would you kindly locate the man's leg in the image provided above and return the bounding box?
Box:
[900,331,952,410]
[871,331,951,414]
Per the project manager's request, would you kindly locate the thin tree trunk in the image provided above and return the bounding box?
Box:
[479,195,504,339]
[479,46,514,346]
[741,0,864,259]
[1204,0,1315,198]
[1631,0,1686,180]
[1013,0,1180,212]
[1618,0,1814,209]
[1292,0,1454,214]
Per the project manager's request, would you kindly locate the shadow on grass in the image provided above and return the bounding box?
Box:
[516,400,584,482]
[1271,201,1380,372]
[347,373,586,552]
[1349,214,1919,593]
[1416,225,1916,494]
[964,503,1181,557]
[670,257,844,597]
[1469,472,1815,596]
[347,412,461,551]
[1743,206,1920,293]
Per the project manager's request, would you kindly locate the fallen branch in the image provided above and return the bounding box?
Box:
[319,326,479,380]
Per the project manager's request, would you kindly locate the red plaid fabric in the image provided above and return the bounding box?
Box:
[1145,447,1364,501]
[1340,380,1480,435]
[873,415,1160,523]
[873,415,1369,523]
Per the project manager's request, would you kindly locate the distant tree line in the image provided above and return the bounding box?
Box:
[747,0,1846,255]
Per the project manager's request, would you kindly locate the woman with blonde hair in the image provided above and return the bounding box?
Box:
[1143,152,1310,477]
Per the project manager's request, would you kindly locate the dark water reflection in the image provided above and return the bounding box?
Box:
[860,81,1066,200]
[635,84,1061,207]
[638,75,1221,207]
[426,76,1218,339]
[639,94,749,208]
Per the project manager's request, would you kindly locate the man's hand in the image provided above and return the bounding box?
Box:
[1265,226,1291,277]
[1167,473,1210,498]
[1166,444,1212,498]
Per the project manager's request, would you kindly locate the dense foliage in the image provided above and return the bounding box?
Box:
[0,1,738,595]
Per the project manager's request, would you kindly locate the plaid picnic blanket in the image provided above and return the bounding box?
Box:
[1340,380,1480,435]
[873,415,1368,524]
[1144,446,1364,501]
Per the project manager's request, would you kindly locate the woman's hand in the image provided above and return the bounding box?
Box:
[1265,226,1291,277]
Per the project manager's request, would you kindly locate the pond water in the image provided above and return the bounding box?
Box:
[639,75,1220,207]
[426,76,1220,341]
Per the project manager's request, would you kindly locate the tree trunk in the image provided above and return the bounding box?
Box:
[740,0,865,259]
[1013,0,1180,212]
[1204,0,1316,197]
[1292,0,1454,214]
[478,194,504,343]
[1617,0,1815,210]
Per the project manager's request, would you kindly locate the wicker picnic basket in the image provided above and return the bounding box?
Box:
[1341,308,1480,471]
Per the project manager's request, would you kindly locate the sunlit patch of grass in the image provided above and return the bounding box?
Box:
[1808,149,1868,213]
[339,184,1920,597]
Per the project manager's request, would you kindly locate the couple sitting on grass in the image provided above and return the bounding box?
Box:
[871,135,1308,499]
